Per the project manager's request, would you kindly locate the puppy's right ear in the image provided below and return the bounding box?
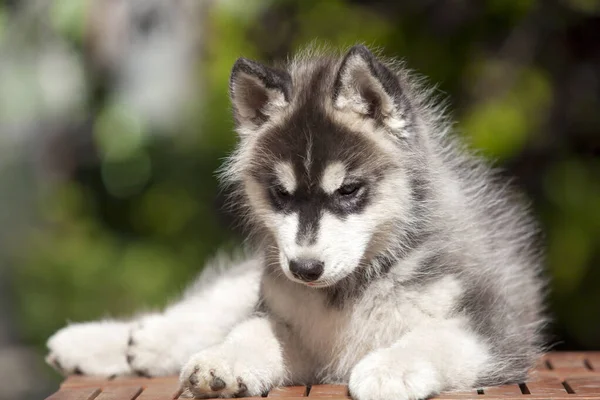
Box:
[229,58,292,135]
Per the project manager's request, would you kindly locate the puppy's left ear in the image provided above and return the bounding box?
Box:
[333,45,410,137]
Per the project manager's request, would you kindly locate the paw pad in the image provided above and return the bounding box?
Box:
[210,376,226,391]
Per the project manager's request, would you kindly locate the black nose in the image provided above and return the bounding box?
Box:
[289,259,324,282]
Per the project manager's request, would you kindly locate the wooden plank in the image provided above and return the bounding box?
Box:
[61,376,111,389]
[546,353,589,372]
[481,384,523,397]
[137,382,181,400]
[565,377,600,396]
[95,386,143,400]
[308,385,349,398]
[532,353,597,380]
[525,377,570,397]
[46,388,101,400]
[177,391,264,399]
[268,386,308,397]
[434,390,481,399]
[62,376,179,389]
[112,376,178,385]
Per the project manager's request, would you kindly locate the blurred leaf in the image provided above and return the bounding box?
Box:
[461,64,552,159]
[548,222,591,294]
[294,0,391,50]
[487,0,537,21]
[543,159,600,295]
[50,0,88,42]
[563,0,600,14]
[101,152,151,198]
[132,184,199,237]
[94,104,146,161]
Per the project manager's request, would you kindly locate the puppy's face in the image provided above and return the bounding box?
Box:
[226,45,415,287]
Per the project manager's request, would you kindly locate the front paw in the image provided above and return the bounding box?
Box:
[46,321,133,377]
[126,315,183,377]
[179,347,267,398]
[349,349,442,400]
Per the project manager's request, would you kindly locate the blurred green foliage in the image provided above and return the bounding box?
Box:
[1,0,599,362]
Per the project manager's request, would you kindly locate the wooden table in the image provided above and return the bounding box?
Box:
[46,352,600,400]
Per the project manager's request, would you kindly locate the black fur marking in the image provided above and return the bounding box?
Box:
[324,275,369,309]
[267,181,293,213]
[409,174,430,203]
[391,167,434,259]
[324,260,382,309]
[296,201,322,245]
[230,58,292,101]
[400,252,454,288]
[372,252,399,275]
[457,283,536,387]
[456,284,500,344]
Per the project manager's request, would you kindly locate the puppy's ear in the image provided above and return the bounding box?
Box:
[333,45,410,137]
[229,58,292,134]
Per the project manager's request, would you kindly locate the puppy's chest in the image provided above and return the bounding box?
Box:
[261,276,439,366]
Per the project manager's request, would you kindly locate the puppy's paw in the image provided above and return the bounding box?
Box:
[46,320,133,377]
[179,346,267,398]
[126,315,183,377]
[349,349,442,400]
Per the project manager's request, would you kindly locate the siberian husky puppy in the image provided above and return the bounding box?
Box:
[46,45,545,400]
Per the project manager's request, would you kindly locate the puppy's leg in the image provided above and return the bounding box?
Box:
[127,257,262,376]
[180,316,287,398]
[46,319,133,377]
[349,319,490,400]
[46,255,261,377]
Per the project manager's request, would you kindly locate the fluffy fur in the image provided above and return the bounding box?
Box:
[46,45,546,400]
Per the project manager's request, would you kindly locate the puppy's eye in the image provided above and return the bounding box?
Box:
[337,183,362,197]
[273,185,291,199]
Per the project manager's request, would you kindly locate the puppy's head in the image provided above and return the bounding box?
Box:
[224,45,422,287]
